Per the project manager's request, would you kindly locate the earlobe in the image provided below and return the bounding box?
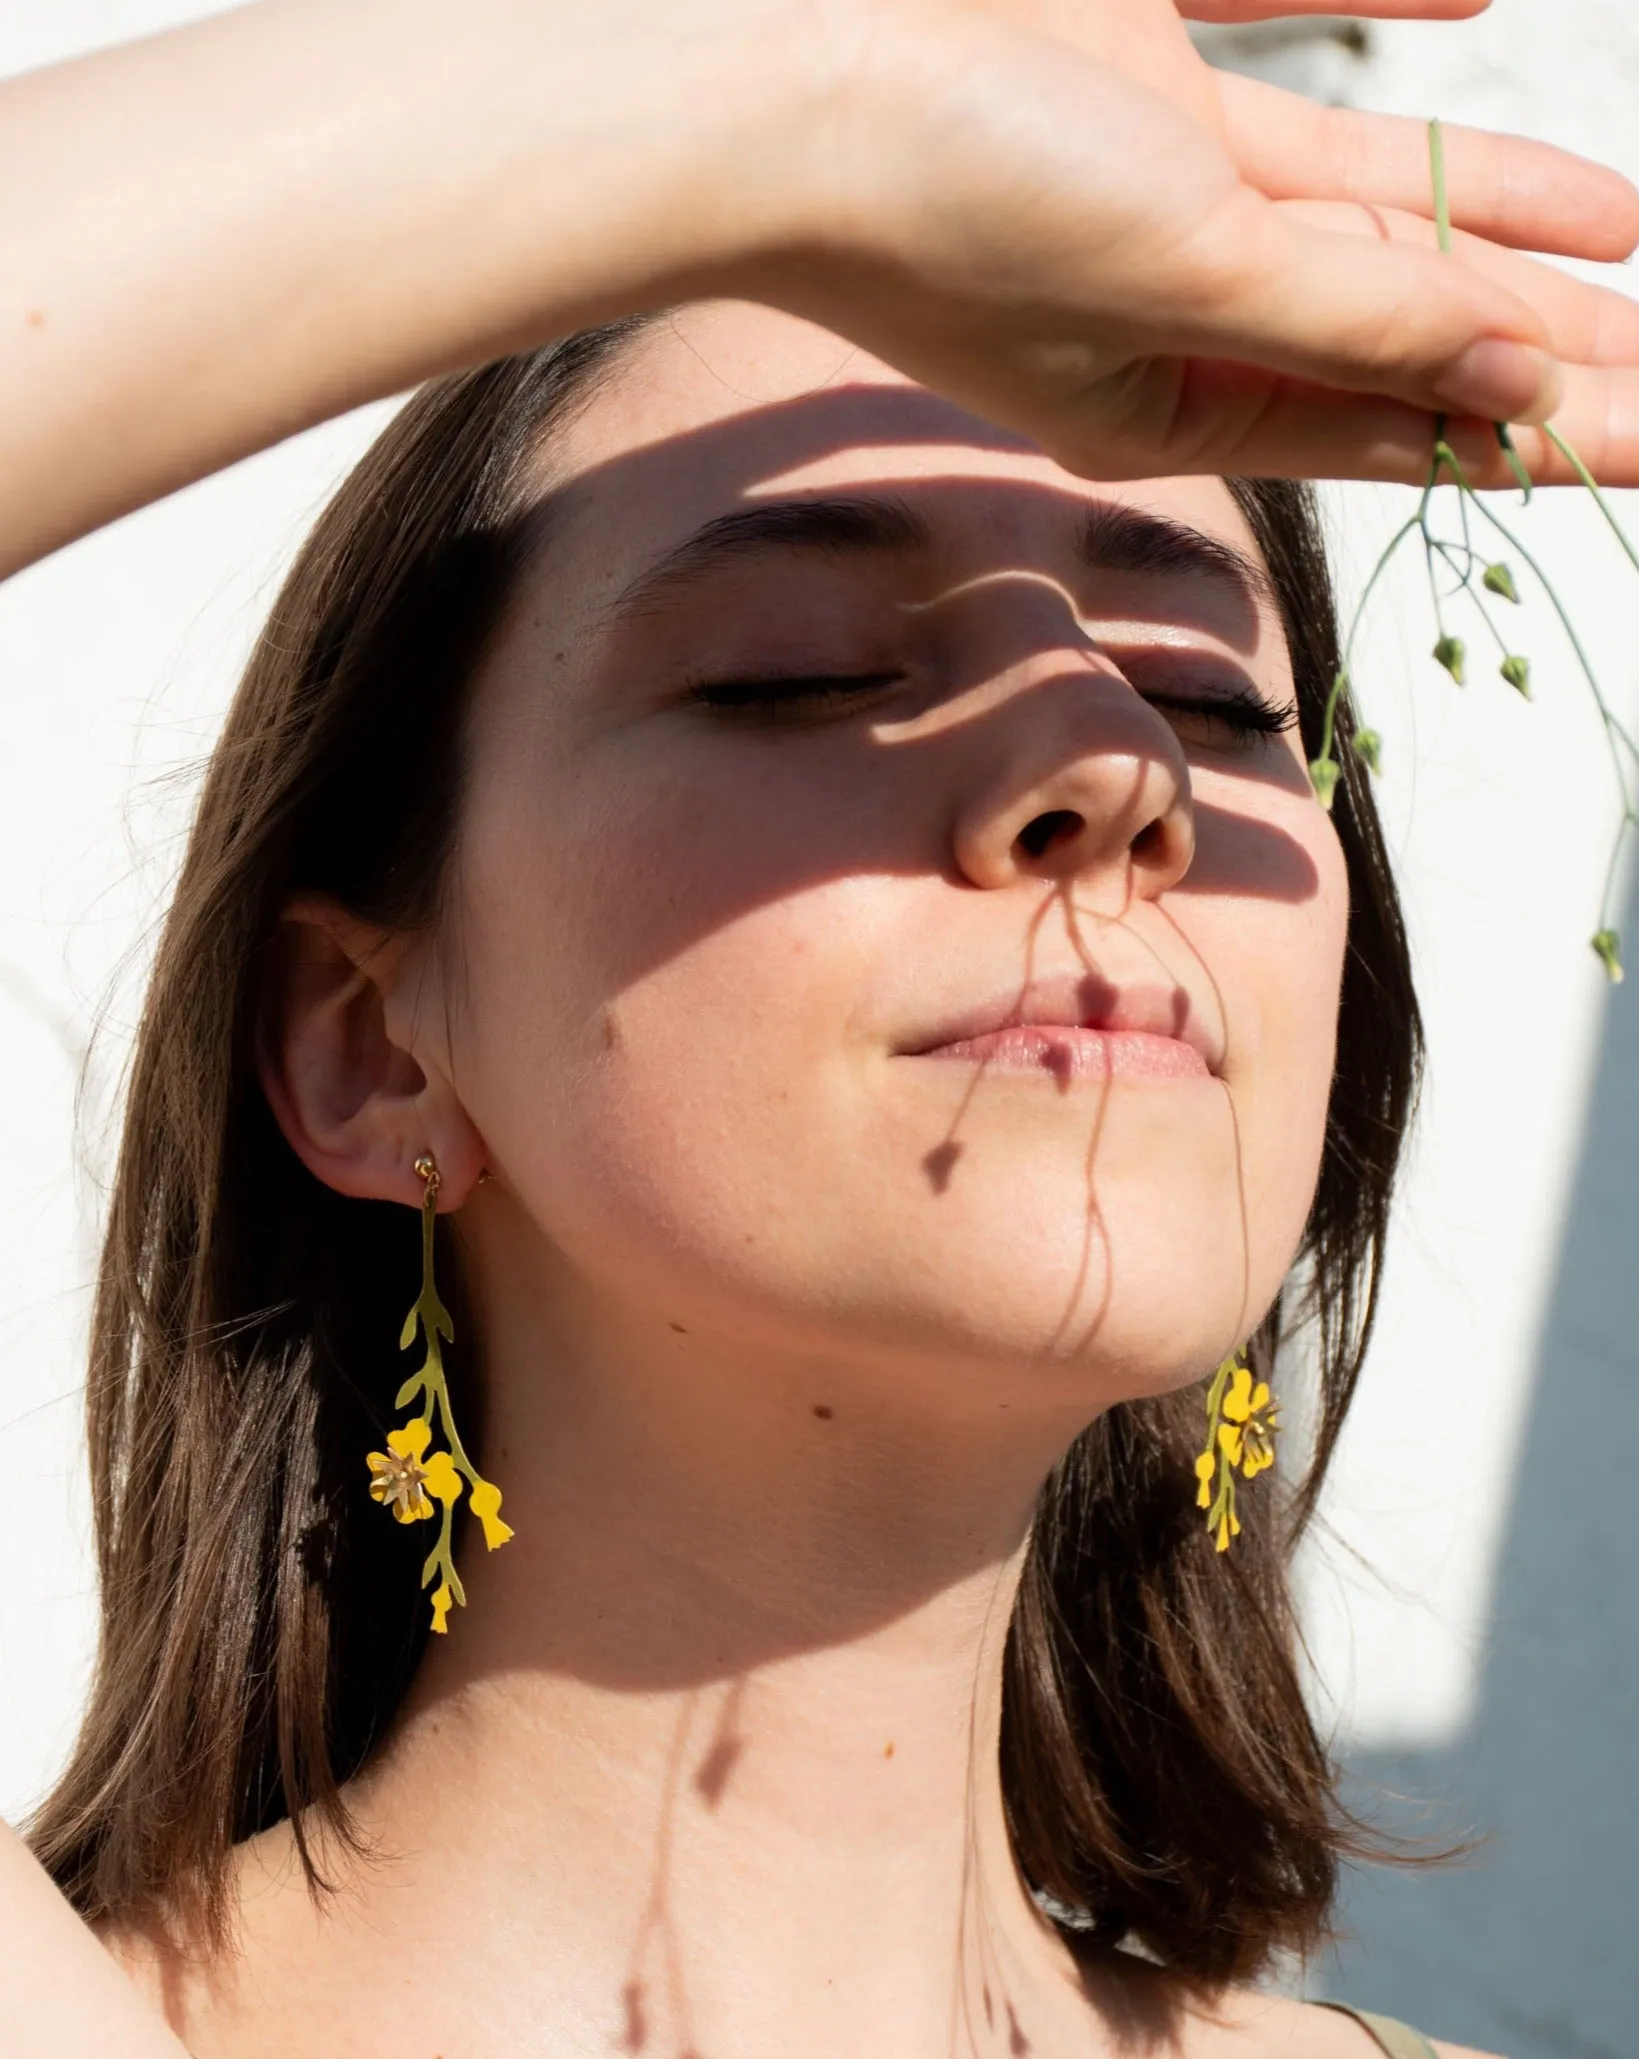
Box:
[256,894,487,1209]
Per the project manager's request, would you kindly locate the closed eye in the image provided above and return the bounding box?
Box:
[1143,687,1298,747]
[680,672,903,724]
[681,673,1296,743]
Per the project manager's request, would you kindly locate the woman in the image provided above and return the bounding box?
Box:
[4,3,1639,2055]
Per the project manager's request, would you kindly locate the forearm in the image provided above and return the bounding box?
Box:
[4,0,1637,580]
[0,0,812,575]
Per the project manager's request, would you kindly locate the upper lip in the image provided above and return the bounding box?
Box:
[896,973,1223,1074]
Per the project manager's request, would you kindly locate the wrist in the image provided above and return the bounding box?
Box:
[570,0,897,311]
[358,0,880,328]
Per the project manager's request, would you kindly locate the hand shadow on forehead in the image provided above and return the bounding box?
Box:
[463,379,1320,1001]
[524,379,1270,658]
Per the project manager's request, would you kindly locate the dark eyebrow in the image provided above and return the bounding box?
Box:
[1076,500,1275,612]
[604,495,932,621]
[602,490,1272,624]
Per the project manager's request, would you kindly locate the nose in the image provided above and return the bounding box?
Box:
[949,667,1196,906]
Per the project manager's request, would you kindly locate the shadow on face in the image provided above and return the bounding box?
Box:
[467,328,1323,960]
[356,307,1349,1464]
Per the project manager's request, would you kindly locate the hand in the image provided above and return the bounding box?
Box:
[2,0,1636,576]
[730,0,1639,487]
[969,0,1627,260]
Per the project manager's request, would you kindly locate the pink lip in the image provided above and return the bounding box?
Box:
[922,1025,1208,1080]
[897,974,1220,1079]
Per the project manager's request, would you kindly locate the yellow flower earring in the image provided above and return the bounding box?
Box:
[1193,1350,1281,1553]
[366,1153,513,1631]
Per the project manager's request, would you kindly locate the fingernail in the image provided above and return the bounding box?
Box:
[1433,340,1563,425]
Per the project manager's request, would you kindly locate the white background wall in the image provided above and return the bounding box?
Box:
[0,6,1634,2056]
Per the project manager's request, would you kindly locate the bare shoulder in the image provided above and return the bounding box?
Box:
[1228,1993,1506,2059]
[1242,1995,1506,2059]
[0,1818,190,2057]
[1122,1979,1507,2059]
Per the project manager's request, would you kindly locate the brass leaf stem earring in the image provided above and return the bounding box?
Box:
[1194,1350,1281,1553]
[366,1152,513,1631]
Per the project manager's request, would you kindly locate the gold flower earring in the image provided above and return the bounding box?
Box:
[1194,1350,1281,1553]
[366,1153,513,1631]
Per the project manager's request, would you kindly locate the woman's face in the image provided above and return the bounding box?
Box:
[446,304,1348,1414]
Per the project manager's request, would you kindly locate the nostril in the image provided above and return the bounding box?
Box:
[1016,809,1084,860]
[1129,818,1168,866]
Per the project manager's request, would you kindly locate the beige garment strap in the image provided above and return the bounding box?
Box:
[1316,2000,1441,2059]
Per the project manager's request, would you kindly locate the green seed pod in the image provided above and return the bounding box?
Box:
[1352,727,1383,774]
[1500,654,1531,699]
[1433,634,1466,685]
[1592,929,1626,984]
[1308,757,1340,811]
[1482,562,1521,603]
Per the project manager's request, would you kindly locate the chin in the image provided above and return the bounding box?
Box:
[853,1074,1286,1366]
[516,1062,1309,1411]
[706,1155,1290,1417]
[838,1212,1273,1402]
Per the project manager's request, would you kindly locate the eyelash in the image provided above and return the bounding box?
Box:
[1143,688,1299,746]
[681,672,902,722]
[682,672,1298,742]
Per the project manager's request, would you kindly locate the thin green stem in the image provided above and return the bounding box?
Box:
[1344,512,1424,675]
[1543,422,1639,577]
[1469,488,1637,933]
[1457,466,1475,556]
[1315,510,1422,770]
[1598,818,1639,938]
[1392,118,1628,952]
[1422,528,1450,639]
[1431,535,1481,576]
[1496,424,1534,501]
[1434,542,1512,658]
[1430,117,1452,254]
[1469,489,1639,778]
[1430,439,1639,929]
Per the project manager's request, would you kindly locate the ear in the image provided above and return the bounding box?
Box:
[257,895,488,1210]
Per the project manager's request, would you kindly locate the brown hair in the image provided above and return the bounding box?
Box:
[27,320,1419,1987]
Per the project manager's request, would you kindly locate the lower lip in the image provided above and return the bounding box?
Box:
[910,1027,1210,1080]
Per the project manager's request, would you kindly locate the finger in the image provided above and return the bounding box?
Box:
[1459,370,1639,488]
[1132,186,1562,427]
[1259,363,1639,488]
[1218,74,1639,261]
[1278,199,1639,369]
[1181,1,1487,18]
[1058,362,1639,490]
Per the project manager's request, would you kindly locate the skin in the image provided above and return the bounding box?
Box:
[3,0,1632,2048]
[4,0,1639,573]
[97,300,1454,2059]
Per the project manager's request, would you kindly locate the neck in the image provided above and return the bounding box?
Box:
[330,1227,1111,2056]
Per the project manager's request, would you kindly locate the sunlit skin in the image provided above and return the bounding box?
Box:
[436,303,1346,1406]
[7,0,1631,2043]
[179,305,1399,2059]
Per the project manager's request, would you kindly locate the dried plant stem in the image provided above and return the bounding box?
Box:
[1305,119,1636,983]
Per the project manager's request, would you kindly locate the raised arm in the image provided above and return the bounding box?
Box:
[3,0,1638,578]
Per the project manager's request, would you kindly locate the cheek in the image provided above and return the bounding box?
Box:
[444,732,890,1307]
[454,877,938,1354]
[444,703,1353,1387]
